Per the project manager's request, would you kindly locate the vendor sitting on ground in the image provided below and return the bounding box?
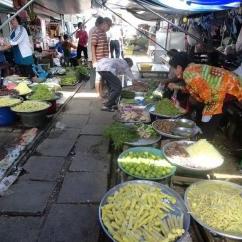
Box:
[168,52,242,139]
[96,57,136,112]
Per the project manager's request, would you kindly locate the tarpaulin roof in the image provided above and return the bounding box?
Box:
[104,0,241,20]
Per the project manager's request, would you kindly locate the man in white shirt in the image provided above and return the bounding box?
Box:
[96,58,134,111]
[108,24,123,58]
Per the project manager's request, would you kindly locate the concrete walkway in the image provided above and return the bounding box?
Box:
[0,82,113,242]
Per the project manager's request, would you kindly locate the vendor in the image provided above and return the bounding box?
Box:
[168,52,242,139]
[62,34,77,66]
[5,16,35,80]
[96,58,136,112]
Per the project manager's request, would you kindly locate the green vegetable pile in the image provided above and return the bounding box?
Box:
[155,98,182,116]
[75,65,90,76]
[0,97,22,107]
[104,123,138,150]
[121,90,135,99]
[136,124,157,139]
[60,76,77,86]
[29,84,55,101]
[11,101,49,112]
[104,123,158,149]
[119,151,174,179]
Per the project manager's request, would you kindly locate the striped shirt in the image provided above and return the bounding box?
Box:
[91,28,109,61]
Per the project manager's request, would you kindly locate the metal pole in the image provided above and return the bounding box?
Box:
[0,0,35,31]
[135,1,204,44]
[165,23,169,50]
[99,1,168,52]
[136,1,225,55]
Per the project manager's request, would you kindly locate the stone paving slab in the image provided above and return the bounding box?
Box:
[88,111,113,125]
[48,128,81,140]
[69,153,109,172]
[75,136,109,155]
[57,172,107,203]
[23,156,65,181]
[36,138,75,157]
[0,180,55,215]
[38,204,99,242]
[57,114,89,128]
[0,216,42,242]
[64,100,92,115]
[80,123,108,135]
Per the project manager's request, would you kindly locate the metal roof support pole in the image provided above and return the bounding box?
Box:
[165,23,169,50]
[99,1,168,53]
[135,1,208,48]
[0,0,35,31]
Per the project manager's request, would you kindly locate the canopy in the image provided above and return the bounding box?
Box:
[35,0,91,14]
[0,0,13,13]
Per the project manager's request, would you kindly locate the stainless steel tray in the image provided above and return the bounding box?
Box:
[124,135,161,146]
[146,103,185,119]
[152,119,200,139]
[99,180,190,242]
[184,180,242,240]
[163,140,224,172]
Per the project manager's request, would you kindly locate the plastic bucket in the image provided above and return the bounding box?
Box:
[0,107,16,126]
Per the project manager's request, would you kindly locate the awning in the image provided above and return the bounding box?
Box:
[0,0,13,13]
[104,0,241,20]
[35,0,91,14]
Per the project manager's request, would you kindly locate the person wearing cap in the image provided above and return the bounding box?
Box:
[168,52,242,138]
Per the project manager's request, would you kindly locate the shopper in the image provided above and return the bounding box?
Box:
[62,34,77,66]
[91,17,112,96]
[97,58,135,112]
[108,24,122,58]
[87,16,104,64]
[76,22,88,61]
[5,16,35,79]
[168,52,242,139]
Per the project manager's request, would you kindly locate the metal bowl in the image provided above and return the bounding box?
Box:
[146,103,185,119]
[99,180,190,242]
[177,119,195,128]
[117,147,176,180]
[185,180,242,240]
[172,127,196,138]
[163,140,224,172]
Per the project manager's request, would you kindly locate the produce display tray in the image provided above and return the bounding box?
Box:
[152,119,200,139]
[146,103,186,119]
[99,180,190,242]
[162,140,224,173]
[117,147,176,180]
[124,134,161,146]
[184,180,242,240]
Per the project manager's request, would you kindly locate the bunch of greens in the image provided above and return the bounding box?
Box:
[104,123,138,150]
[121,90,135,99]
[75,66,90,76]
[135,124,157,139]
[155,98,182,116]
[30,84,55,101]
[60,75,77,85]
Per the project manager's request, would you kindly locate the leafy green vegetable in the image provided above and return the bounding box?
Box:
[121,90,135,99]
[155,98,182,116]
[61,75,77,85]
[75,65,90,76]
[135,124,157,138]
[30,84,55,101]
[104,123,138,150]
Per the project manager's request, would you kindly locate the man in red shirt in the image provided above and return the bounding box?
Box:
[76,22,88,62]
